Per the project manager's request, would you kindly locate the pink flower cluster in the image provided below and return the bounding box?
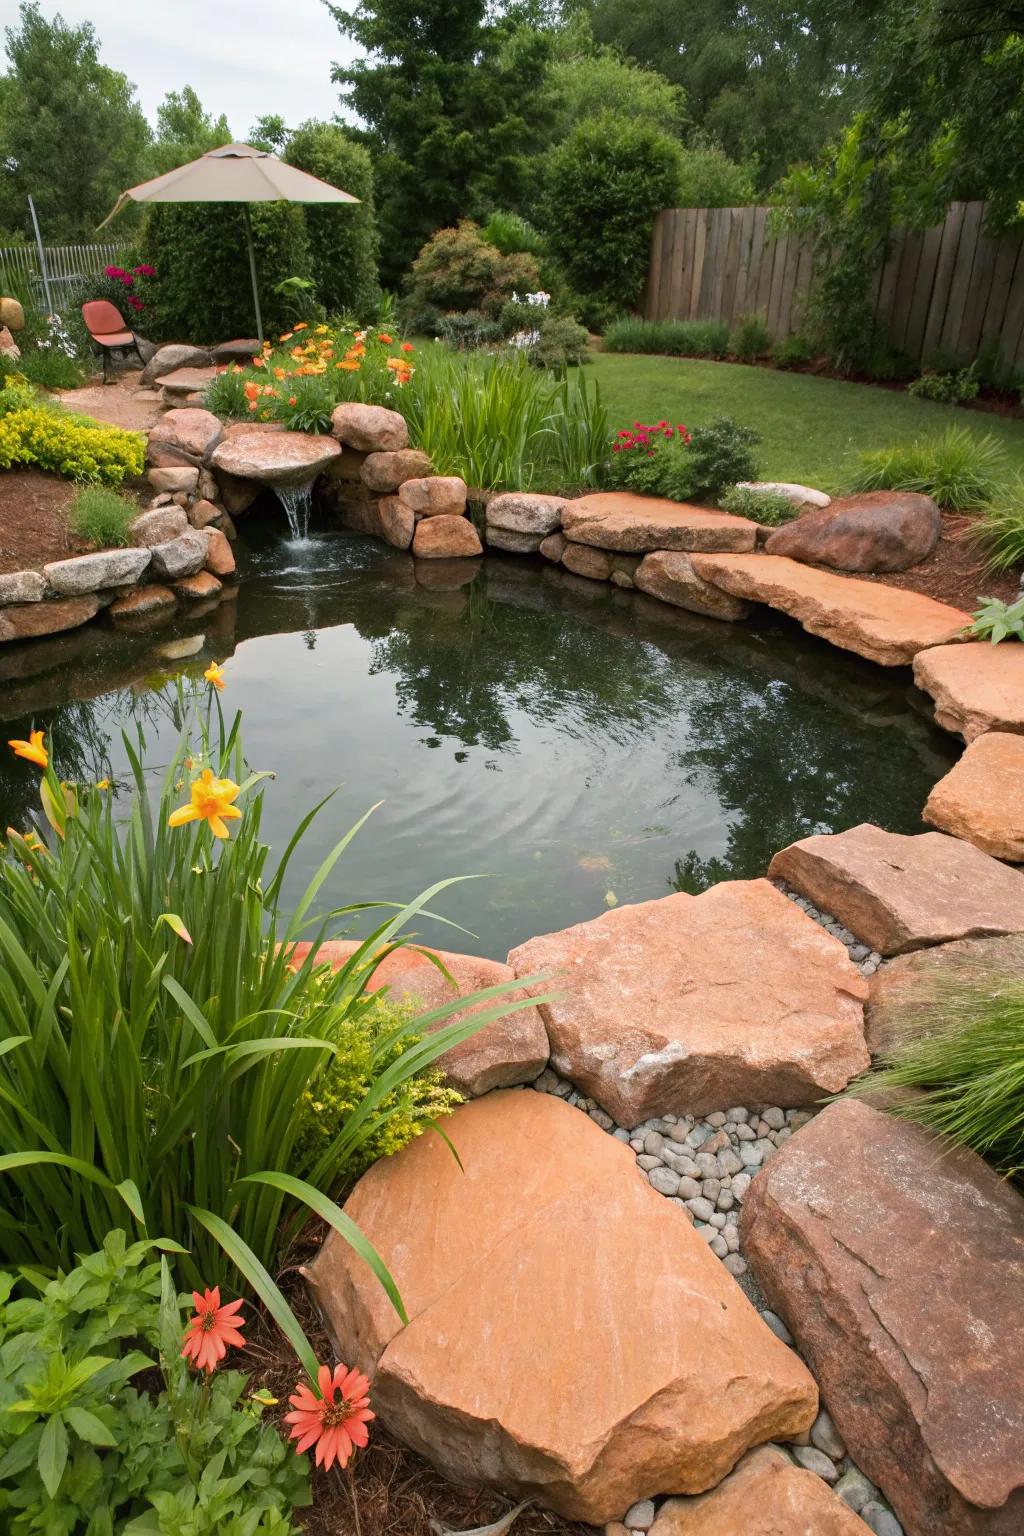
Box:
[103,264,157,313]
[611,420,692,458]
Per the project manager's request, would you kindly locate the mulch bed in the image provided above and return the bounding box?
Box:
[0,468,87,574]
[850,511,1019,612]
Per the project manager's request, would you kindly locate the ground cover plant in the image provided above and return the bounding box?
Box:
[966,594,1024,644]
[0,371,145,484]
[719,484,796,525]
[603,318,731,360]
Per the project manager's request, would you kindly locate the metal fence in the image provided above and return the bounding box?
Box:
[0,241,131,313]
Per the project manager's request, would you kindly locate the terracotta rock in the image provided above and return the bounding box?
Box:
[360,449,432,493]
[412,515,482,559]
[507,880,868,1125]
[108,585,177,623]
[736,481,831,510]
[331,401,409,452]
[148,466,199,495]
[335,495,386,539]
[486,492,566,536]
[398,476,468,518]
[562,542,611,580]
[764,491,941,573]
[0,595,100,643]
[691,553,970,666]
[147,407,223,466]
[378,496,415,550]
[325,447,369,482]
[0,570,46,605]
[131,508,189,547]
[865,933,1024,1057]
[486,527,545,553]
[650,1446,872,1535]
[288,940,548,1095]
[148,531,208,581]
[174,570,222,600]
[304,1090,817,1522]
[540,532,567,563]
[0,326,20,361]
[201,528,235,578]
[768,822,1024,955]
[140,344,212,385]
[913,641,1024,742]
[636,550,752,620]
[741,1100,1024,1536]
[187,499,222,531]
[562,492,758,554]
[43,548,150,595]
[215,469,261,515]
[210,428,340,487]
[923,731,1024,860]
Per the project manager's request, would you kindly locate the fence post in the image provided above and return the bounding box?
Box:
[27,196,54,315]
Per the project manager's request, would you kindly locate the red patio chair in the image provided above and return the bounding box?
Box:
[81,299,144,383]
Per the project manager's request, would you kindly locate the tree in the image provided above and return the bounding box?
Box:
[676,136,755,207]
[0,2,150,241]
[284,121,381,318]
[149,86,231,176]
[541,14,688,140]
[249,114,289,153]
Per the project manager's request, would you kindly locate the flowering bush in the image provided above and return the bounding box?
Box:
[403,220,541,320]
[102,262,158,317]
[606,415,759,502]
[0,393,146,483]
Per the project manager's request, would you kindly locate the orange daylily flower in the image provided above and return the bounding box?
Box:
[168,769,242,840]
[203,662,225,691]
[252,355,265,368]
[293,321,308,331]
[181,1287,246,1373]
[288,395,297,406]
[280,331,294,342]
[377,332,393,343]
[285,1363,374,1471]
[243,381,260,401]
[336,359,360,370]
[274,367,287,380]
[400,341,415,353]
[8,730,47,768]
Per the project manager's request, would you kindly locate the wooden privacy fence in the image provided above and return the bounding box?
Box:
[643,202,1024,374]
[0,241,130,313]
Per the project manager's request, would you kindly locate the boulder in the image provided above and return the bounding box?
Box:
[398,476,468,518]
[0,595,100,643]
[210,429,340,487]
[635,550,752,620]
[200,527,235,578]
[174,570,222,600]
[562,542,611,580]
[412,515,483,559]
[148,466,199,496]
[913,642,1024,742]
[108,585,177,624]
[691,554,970,666]
[741,1100,1024,1536]
[485,527,545,554]
[334,495,386,539]
[0,570,45,605]
[214,469,261,515]
[148,531,208,581]
[187,499,222,531]
[649,1446,872,1535]
[864,933,1024,1057]
[147,407,223,466]
[923,731,1024,860]
[139,344,212,385]
[540,532,567,563]
[360,449,432,493]
[157,366,218,399]
[768,823,1024,955]
[0,297,25,331]
[486,492,566,536]
[736,481,831,510]
[331,401,409,452]
[131,508,189,547]
[304,1090,817,1523]
[211,338,261,365]
[562,493,758,554]
[378,496,415,551]
[287,940,548,1095]
[764,491,941,573]
[0,326,21,360]
[507,879,868,1125]
[43,548,150,595]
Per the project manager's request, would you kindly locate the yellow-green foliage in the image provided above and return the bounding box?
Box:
[0,383,145,485]
[293,990,462,1178]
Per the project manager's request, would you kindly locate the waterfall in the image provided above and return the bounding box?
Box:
[274,479,315,540]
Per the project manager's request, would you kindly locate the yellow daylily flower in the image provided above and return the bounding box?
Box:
[168,769,242,840]
[8,730,47,768]
[95,778,111,790]
[204,662,226,692]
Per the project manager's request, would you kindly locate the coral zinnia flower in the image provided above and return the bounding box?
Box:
[181,1286,246,1372]
[168,768,242,840]
[9,730,47,768]
[203,662,225,691]
[285,1363,374,1471]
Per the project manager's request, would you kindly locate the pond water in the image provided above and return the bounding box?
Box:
[0,514,958,959]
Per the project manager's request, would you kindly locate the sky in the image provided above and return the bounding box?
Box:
[7,0,359,137]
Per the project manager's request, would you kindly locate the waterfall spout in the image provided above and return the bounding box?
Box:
[274,479,316,540]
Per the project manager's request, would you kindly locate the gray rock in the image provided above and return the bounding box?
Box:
[686,1124,711,1148]
[811,1407,846,1461]
[861,1503,903,1536]
[706,1111,727,1127]
[686,1196,716,1222]
[643,1131,664,1155]
[761,1106,786,1129]
[589,1107,614,1131]
[131,508,189,547]
[636,1155,661,1171]
[140,343,212,385]
[709,1234,728,1258]
[731,1172,752,1201]
[669,1153,701,1178]
[485,527,545,554]
[718,1148,743,1176]
[0,569,46,604]
[735,1122,756,1141]
[647,1165,679,1197]
[148,466,199,495]
[835,1468,877,1514]
[677,1176,701,1200]
[695,1152,719,1178]
[623,1498,655,1530]
[722,1252,747,1277]
[790,1445,839,1483]
[726,1107,749,1123]
[759,1309,794,1345]
[148,531,207,581]
[44,548,150,595]
[486,491,566,536]
[701,1178,721,1202]
[717,1189,735,1212]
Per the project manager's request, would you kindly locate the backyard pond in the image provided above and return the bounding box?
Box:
[0,520,959,958]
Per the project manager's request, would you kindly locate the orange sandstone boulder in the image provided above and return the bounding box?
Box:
[562,492,758,554]
[360,449,432,493]
[649,1446,872,1535]
[763,491,940,573]
[412,514,482,559]
[330,401,409,452]
[923,731,1024,860]
[913,641,1024,741]
[398,475,467,517]
[378,496,415,550]
[210,428,340,487]
[147,406,223,466]
[635,550,752,620]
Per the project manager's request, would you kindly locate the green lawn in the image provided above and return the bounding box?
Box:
[590,353,1024,494]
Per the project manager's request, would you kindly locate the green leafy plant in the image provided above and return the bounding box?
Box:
[69,484,138,547]
[0,1232,310,1533]
[13,344,85,392]
[965,594,1024,643]
[499,300,590,369]
[770,334,815,370]
[684,416,761,501]
[719,484,797,526]
[481,211,546,257]
[848,426,1006,509]
[607,416,759,503]
[971,472,1024,572]
[203,369,252,420]
[907,365,980,404]
[437,310,504,351]
[402,221,541,321]
[603,318,730,359]
[272,374,336,435]
[730,313,771,364]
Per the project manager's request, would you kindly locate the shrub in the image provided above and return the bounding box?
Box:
[845,938,1024,1180]
[61,262,158,359]
[686,416,761,500]
[676,136,756,208]
[771,334,815,369]
[730,313,771,363]
[0,401,145,484]
[971,472,1024,572]
[542,114,683,324]
[403,221,541,322]
[602,318,730,358]
[848,425,1006,509]
[719,485,797,526]
[965,594,1024,643]
[14,345,84,391]
[0,1232,310,1532]
[499,299,590,368]
[607,416,760,502]
[481,210,546,257]
[284,123,381,320]
[438,310,504,351]
[68,484,138,547]
[907,365,981,404]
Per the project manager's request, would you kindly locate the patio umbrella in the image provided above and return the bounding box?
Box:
[100,142,359,342]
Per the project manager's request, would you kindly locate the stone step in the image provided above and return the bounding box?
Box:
[923,730,1024,861]
[689,553,969,665]
[561,492,759,553]
[912,640,1024,741]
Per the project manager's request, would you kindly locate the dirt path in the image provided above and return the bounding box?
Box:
[58,370,161,434]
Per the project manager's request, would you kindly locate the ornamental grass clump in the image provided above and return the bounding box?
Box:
[848,425,1006,509]
[68,484,138,548]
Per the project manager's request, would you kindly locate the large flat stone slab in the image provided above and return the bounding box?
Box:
[0,594,101,643]
[913,641,1024,742]
[507,880,868,1126]
[865,933,1024,1057]
[635,550,752,619]
[649,1445,872,1535]
[305,1090,817,1522]
[210,428,340,487]
[923,731,1024,861]
[690,553,969,665]
[561,493,758,553]
[43,548,150,595]
[769,823,1024,955]
[741,1100,1024,1536]
[287,940,548,1095]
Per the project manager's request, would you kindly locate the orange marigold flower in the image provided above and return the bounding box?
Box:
[377,332,393,344]
[181,1286,246,1373]
[285,1363,374,1472]
[8,730,47,769]
[400,341,415,353]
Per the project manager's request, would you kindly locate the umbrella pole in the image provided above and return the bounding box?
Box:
[243,205,264,344]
